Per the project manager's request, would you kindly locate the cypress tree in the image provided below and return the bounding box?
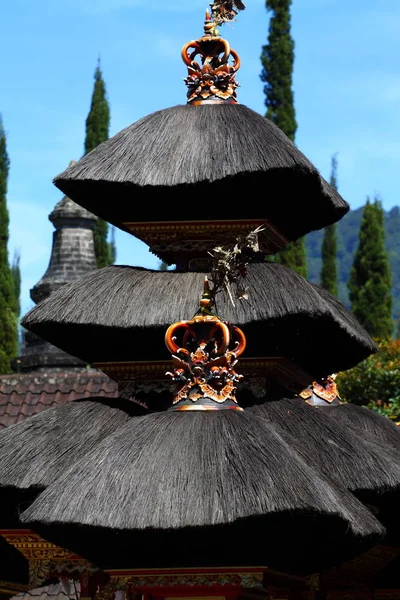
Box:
[260,0,297,141]
[348,199,393,339]
[84,60,114,268]
[261,0,306,277]
[11,249,21,318]
[109,226,117,265]
[320,154,338,296]
[0,115,18,373]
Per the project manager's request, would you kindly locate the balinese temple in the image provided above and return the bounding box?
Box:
[0,190,117,429]
[1,3,400,600]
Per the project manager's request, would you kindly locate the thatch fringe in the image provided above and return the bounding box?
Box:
[53,104,348,242]
[249,398,400,494]
[21,410,383,537]
[0,399,386,574]
[326,403,400,449]
[0,398,145,490]
[21,263,377,376]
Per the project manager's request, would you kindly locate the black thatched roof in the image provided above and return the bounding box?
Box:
[21,263,377,378]
[326,403,400,450]
[0,397,146,493]
[4,394,400,573]
[249,399,400,495]
[8,406,385,574]
[53,104,348,249]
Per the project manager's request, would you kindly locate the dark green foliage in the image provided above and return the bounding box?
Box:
[109,226,117,265]
[260,0,297,141]
[307,206,400,321]
[92,218,111,269]
[320,155,338,296]
[84,61,113,268]
[306,207,363,305]
[84,63,110,155]
[276,238,307,279]
[320,226,337,296]
[261,0,305,276]
[385,206,400,323]
[337,339,400,420]
[348,199,393,339]
[0,116,18,373]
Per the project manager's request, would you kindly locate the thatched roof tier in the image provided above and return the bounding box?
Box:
[249,399,400,495]
[0,397,146,493]
[21,263,377,378]
[18,409,385,575]
[326,404,400,450]
[53,104,349,260]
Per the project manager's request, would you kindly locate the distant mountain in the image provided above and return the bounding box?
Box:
[306,206,400,321]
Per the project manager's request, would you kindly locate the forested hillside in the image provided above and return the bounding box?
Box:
[306,206,400,320]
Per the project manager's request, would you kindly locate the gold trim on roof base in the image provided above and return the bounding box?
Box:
[0,530,96,589]
[0,530,82,561]
[94,357,312,392]
[98,567,266,597]
[121,219,288,260]
[0,581,29,597]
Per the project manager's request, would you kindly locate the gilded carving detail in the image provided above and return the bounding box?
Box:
[299,374,341,406]
[1,532,79,560]
[95,358,311,393]
[1,531,97,589]
[96,571,264,599]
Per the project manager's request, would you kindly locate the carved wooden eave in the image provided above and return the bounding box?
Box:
[121,219,288,266]
[0,530,97,589]
[96,567,268,600]
[94,357,312,395]
[0,580,29,598]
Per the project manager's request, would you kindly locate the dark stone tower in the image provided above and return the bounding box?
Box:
[16,193,97,372]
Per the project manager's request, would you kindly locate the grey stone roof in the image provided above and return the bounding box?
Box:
[49,195,96,225]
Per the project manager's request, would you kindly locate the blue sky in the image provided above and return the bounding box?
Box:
[2,0,400,317]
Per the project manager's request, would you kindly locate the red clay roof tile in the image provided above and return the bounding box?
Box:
[0,371,118,428]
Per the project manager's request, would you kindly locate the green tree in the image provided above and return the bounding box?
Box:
[276,241,307,278]
[320,154,338,296]
[260,0,297,141]
[11,248,21,318]
[348,199,393,339]
[337,339,400,421]
[109,225,117,265]
[0,115,18,373]
[84,60,114,268]
[261,0,306,277]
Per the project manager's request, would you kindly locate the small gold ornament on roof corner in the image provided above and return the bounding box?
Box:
[299,374,342,407]
[182,6,241,104]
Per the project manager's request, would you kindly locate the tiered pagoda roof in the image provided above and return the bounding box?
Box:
[1,4,400,600]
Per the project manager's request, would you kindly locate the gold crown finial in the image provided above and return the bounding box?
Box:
[181,10,241,105]
[165,310,246,411]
